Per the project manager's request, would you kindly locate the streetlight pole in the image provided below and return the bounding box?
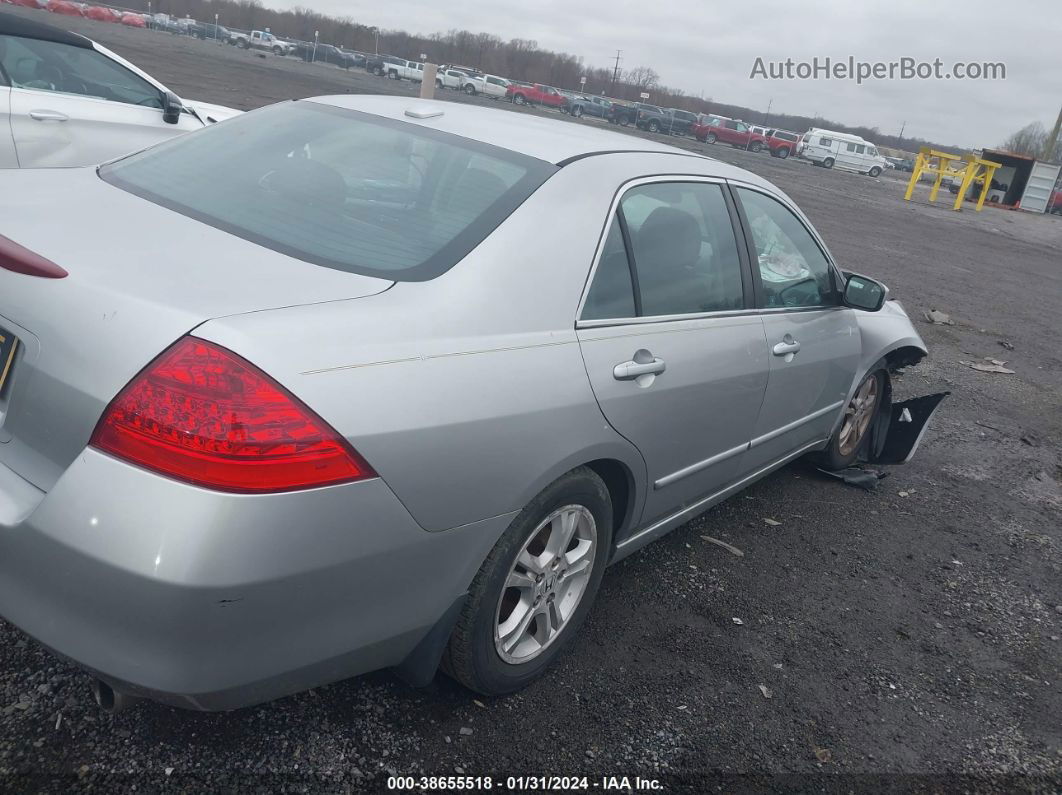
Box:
[312,30,319,63]
[214,13,219,43]
[374,27,380,55]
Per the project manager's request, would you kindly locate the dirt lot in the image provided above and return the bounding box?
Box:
[1,8,1060,792]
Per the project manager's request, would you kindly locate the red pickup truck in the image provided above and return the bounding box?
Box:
[507,83,565,108]
[692,116,768,152]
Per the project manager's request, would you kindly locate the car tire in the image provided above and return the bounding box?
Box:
[647,120,660,133]
[706,132,717,144]
[464,84,476,95]
[272,46,282,55]
[513,94,526,105]
[823,157,835,169]
[750,141,763,153]
[374,66,384,76]
[241,40,250,49]
[777,147,790,159]
[442,467,613,696]
[812,365,889,471]
[869,167,882,177]
[619,117,630,126]
[572,106,583,118]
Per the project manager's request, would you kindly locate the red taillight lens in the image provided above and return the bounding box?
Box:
[90,337,374,493]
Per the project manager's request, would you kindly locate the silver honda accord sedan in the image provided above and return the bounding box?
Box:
[0,96,936,711]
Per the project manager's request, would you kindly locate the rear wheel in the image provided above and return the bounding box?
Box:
[750,141,763,153]
[464,83,476,95]
[647,119,660,133]
[572,105,583,118]
[777,147,790,159]
[374,66,384,76]
[272,46,282,55]
[442,468,612,695]
[513,94,527,105]
[388,70,398,80]
[706,132,717,144]
[823,157,835,169]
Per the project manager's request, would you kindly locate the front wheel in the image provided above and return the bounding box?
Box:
[823,157,835,169]
[572,106,583,118]
[750,141,763,153]
[705,132,717,144]
[647,120,660,133]
[374,66,384,76]
[513,94,526,105]
[869,166,882,177]
[442,467,612,695]
[777,147,790,159]
[814,367,888,471]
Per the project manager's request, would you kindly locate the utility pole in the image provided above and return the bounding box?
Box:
[1043,104,1062,162]
[898,120,906,141]
[764,97,773,126]
[609,49,622,96]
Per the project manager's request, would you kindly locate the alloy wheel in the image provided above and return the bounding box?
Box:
[838,374,879,456]
[494,505,597,664]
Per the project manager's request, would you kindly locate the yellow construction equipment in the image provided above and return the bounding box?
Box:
[904,146,1003,211]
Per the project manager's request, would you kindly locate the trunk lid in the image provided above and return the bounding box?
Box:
[0,167,391,491]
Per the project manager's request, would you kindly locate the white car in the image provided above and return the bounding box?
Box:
[0,11,241,168]
[462,73,510,99]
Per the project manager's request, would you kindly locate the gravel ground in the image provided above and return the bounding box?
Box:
[1,8,1060,793]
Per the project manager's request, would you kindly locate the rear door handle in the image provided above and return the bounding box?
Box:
[772,340,801,356]
[613,357,666,380]
[29,110,69,122]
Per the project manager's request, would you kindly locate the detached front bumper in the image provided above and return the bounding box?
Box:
[0,449,510,710]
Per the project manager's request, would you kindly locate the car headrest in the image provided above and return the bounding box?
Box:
[636,206,701,269]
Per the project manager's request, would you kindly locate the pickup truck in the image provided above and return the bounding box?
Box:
[566,94,612,119]
[462,74,510,98]
[230,30,294,56]
[606,100,637,126]
[692,116,768,152]
[383,59,424,81]
[507,83,565,108]
[436,67,473,90]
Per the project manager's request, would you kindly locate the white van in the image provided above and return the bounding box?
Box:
[799,128,887,177]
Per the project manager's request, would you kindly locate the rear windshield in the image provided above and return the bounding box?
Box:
[100,101,556,281]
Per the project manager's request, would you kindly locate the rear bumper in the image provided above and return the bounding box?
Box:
[0,449,511,710]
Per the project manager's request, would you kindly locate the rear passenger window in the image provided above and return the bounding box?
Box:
[581,218,635,320]
[735,187,836,309]
[581,182,746,320]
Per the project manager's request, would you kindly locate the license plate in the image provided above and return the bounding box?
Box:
[0,326,18,393]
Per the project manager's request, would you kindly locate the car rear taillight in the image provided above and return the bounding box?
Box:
[90,336,374,493]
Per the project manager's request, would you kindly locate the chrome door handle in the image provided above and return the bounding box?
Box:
[613,357,666,380]
[29,110,69,122]
[772,340,801,356]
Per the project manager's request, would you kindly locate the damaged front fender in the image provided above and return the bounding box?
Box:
[869,392,950,465]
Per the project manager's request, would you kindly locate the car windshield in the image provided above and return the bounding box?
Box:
[100,101,556,281]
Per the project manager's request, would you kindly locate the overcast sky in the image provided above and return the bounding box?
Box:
[276,0,1059,148]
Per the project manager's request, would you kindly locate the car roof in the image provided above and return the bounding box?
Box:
[309,95,710,165]
[0,8,93,48]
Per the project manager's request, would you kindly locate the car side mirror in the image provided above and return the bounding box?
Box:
[162,91,183,124]
[843,273,887,311]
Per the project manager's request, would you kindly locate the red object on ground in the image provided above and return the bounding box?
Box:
[47,0,84,16]
[120,12,146,27]
[85,5,119,21]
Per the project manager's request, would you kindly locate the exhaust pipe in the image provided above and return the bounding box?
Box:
[90,679,141,714]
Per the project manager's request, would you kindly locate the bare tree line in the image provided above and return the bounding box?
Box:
[120,0,970,153]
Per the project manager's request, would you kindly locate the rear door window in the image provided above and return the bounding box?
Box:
[101,101,556,281]
[581,182,746,320]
